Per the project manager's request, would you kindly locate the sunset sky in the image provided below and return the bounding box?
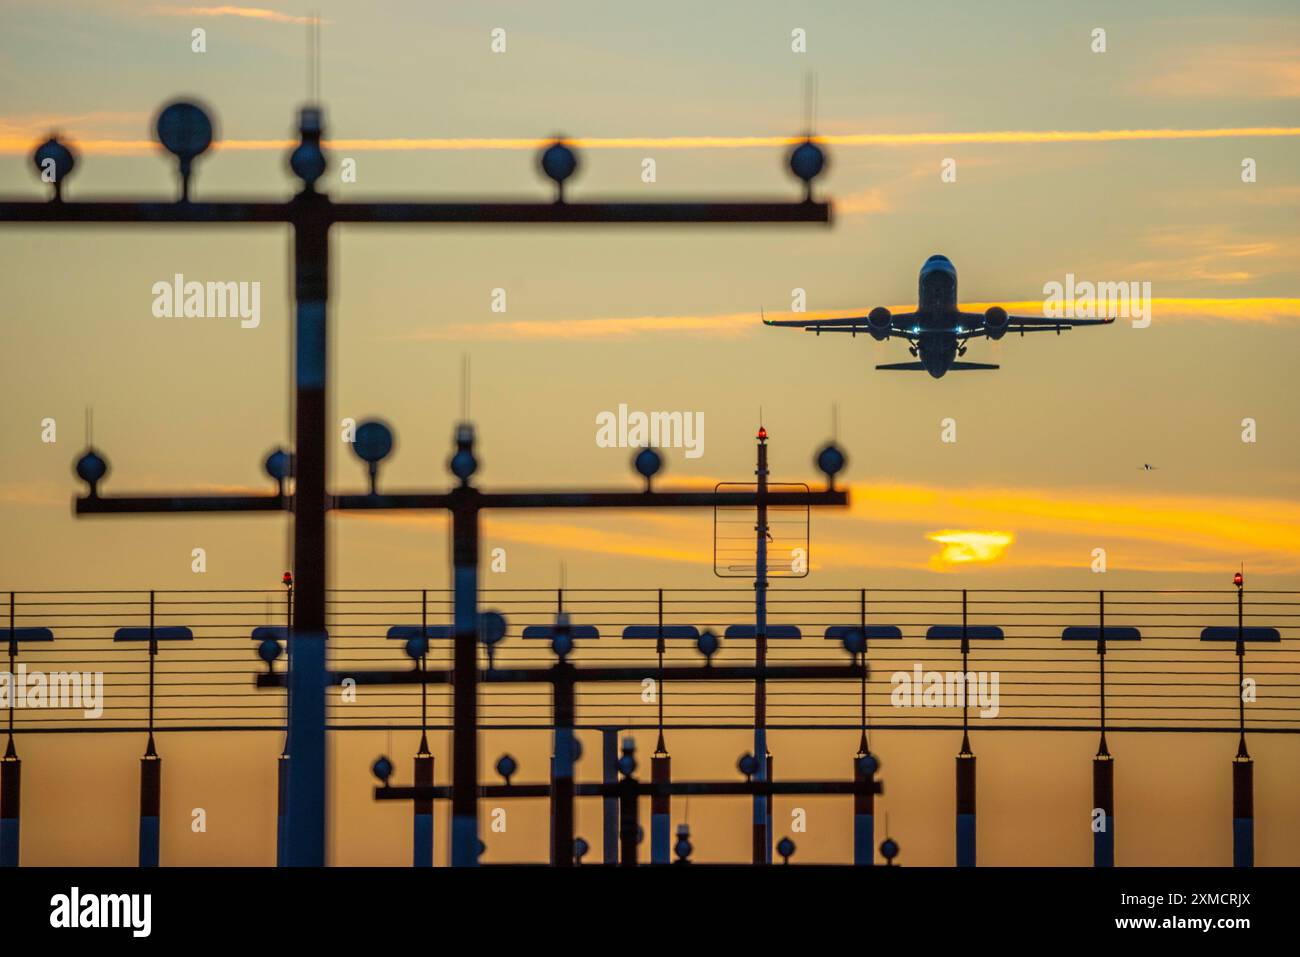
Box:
[0,0,1297,865]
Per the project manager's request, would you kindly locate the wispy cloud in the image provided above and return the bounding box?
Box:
[836,187,890,217]
[401,298,1300,342]
[4,126,1299,157]
[1140,45,1300,99]
[1123,225,1292,284]
[150,5,323,25]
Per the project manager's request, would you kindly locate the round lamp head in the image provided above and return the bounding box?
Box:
[495,753,518,782]
[634,447,662,481]
[264,448,292,483]
[74,448,109,489]
[540,139,578,185]
[816,442,846,481]
[842,628,866,656]
[156,101,214,162]
[353,420,394,465]
[33,137,76,190]
[257,638,283,664]
[479,611,507,647]
[789,139,827,184]
[371,755,393,784]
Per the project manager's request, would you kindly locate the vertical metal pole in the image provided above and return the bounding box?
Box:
[955,589,976,867]
[275,753,289,867]
[0,743,16,868]
[854,587,873,866]
[651,589,670,864]
[853,751,874,866]
[276,578,292,867]
[651,751,671,864]
[619,738,639,867]
[1,592,18,867]
[552,664,576,866]
[753,428,770,864]
[414,588,433,867]
[1233,758,1253,867]
[1232,580,1253,866]
[450,490,480,866]
[602,728,618,865]
[286,195,330,867]
[413,745,434,867]
[1093,590,1114,867]
[1093,756,1114,867]
[139,591,160,868]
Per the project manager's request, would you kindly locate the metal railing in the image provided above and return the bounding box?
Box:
[5,586,1296,735]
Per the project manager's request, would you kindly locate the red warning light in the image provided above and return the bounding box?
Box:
[282,571,294,587]
[757,427,768,441]
[1233,571,1243,587]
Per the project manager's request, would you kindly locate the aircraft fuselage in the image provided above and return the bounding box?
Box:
[914,255,963,378]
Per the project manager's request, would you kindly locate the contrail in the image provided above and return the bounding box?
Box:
[3,126,1299,157]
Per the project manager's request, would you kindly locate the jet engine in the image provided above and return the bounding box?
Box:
[983,306,1009,341]
[867,307,892,341]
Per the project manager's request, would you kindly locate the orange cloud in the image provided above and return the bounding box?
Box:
[1140,46,1300,99]
[848,482,1300,569]
[836,187,890,217]
[4,127,1300,157]
[151,5,322,25]
[926,530,1015,569]
[405,298,1300,342]
[333,479,1300,575]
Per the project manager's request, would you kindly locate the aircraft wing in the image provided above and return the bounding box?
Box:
[763,311,921,339]
[958,311,1115,337]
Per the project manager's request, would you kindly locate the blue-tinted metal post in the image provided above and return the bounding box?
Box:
[413,744,434,867]
[137,591,161,867]
[1232,572,1253,867]
[1093,591,1114,867]
[1233,756,1253,867]
[853,752,874,866]
[650,590,670,864]
[1093,755,1114,867]
[955,589,976,867]
[753,427,771,864]
[651,750,671,864]
[0,740,17,868]
[286,109,331,867]
[552,660,576,866]
[602,728,618,864]
[450,472,481,866]
[1,594,20,867]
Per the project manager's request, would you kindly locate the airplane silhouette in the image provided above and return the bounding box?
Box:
[764,254,1115,378]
